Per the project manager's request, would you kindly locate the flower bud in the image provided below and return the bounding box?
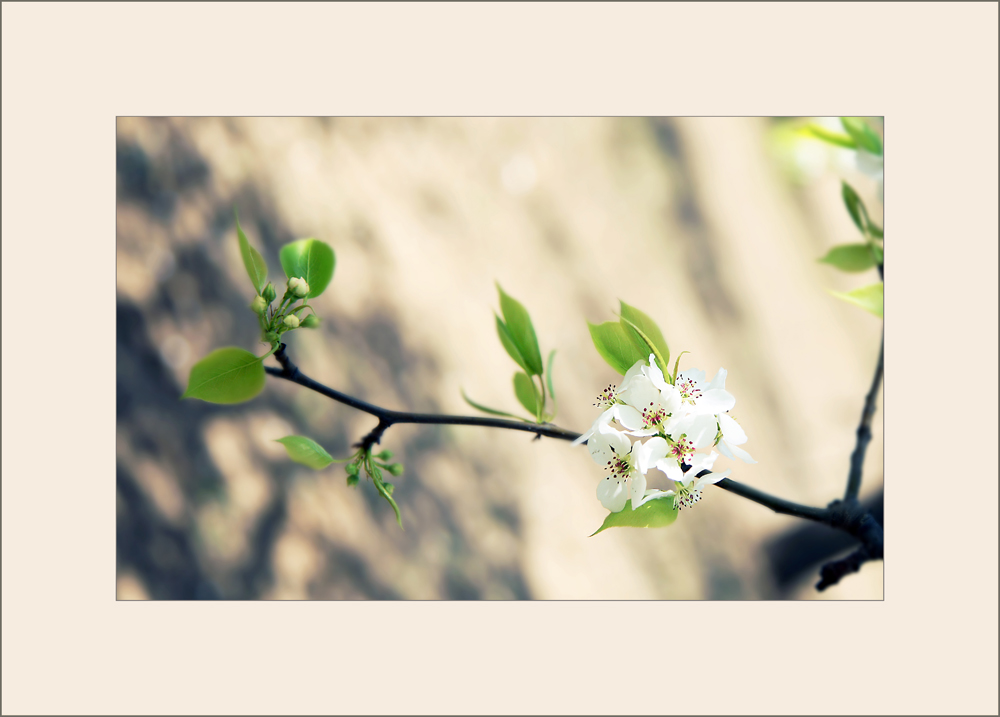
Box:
[376,449,393,461]
[346,474,359,487]
[264,331,278,343]
[288,276,310,298]
[382,481,395,495]
[301,314,320,328]
[262,282,277,303]
[345,463,359,476]
[283,314,300,328]
[251,296,267,314]
[387,463,404,477]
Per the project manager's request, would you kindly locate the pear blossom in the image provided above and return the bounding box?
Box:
[653,451,732,510]
[587,422,668,512]
[288,276,310,298]
[717,413,756,464]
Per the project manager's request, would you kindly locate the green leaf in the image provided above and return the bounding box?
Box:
[841,181,869,235]
[818,244,878,273]
[588,320,648,376]
[461,388,531,421]
[279,238,336,298]
[868,222,883,240]
[830,282,883,318]
[545,349,557,400]
[372,471,403,529]
[495,314,530,373]
[513,372,540,418]
[235,210,268,294]
[496,284,544,375]
[591,495,678,536]
[275,436,335,469]
[871,243,884,264]
[618,301,669,369]
[182,347,266,404]
[803,124,857,150]
[840,117,882,156]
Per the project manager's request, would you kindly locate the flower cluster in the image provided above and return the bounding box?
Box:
[575,354,755,513]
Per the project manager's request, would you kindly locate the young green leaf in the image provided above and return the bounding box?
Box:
[840,117,882,156]
[590,495,678,536]
[279,238,336,298]
[235,210,268,294]
[841,181,870,235]
[803,123,857,150]
[618,301,669,368]
[372,471,403,529]
[818,244,878,273]
[182,347,266,404]
[460,388,531,421]
[275,436,335,470]
[829,282,883,318]
[496,284,544,375]
[545,349,557,400]
[496,314,530,373]
[513,372,540,418]
[588,320,648,376]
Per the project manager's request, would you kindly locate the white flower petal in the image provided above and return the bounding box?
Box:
[688,451,720,473]
[694,468,730,489]
[630,472,647,506]
[614,404,646,431]
[719,414,748,445]
[654,457,684,483]
[707,368,728,391]
[697,389,736,415]
[685,414,718,448]
[717,440,734,460]
[637,437,669,472]
[678,368,706,387]
[597,476,629,513]
[726,442,756,464]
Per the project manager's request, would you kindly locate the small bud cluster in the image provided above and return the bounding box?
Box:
[249,276,320,345]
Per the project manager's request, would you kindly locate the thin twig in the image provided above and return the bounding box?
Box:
[265,344,831,523]
[845,333,884,501]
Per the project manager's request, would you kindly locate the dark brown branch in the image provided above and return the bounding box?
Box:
[845,333,884,501]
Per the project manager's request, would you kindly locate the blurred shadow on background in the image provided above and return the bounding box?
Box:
[116,124,534,599]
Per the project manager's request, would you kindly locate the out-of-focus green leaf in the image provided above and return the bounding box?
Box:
[818,244,878,273]
[840,117,883,156]
[591,495,678,536]
[803,124,857,150]
[275,436,335,469]
[842,181,870,234]
[830,282,883,318]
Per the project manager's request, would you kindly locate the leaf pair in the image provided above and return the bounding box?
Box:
[588,301,670,377]
[465,285,556,423]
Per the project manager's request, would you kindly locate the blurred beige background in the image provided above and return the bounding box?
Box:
[116,116,883,600]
